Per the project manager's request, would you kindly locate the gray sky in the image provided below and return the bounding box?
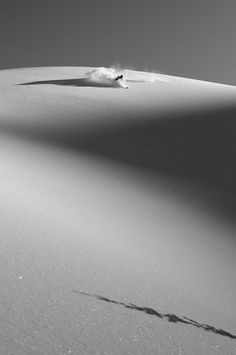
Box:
[1,0,236,85]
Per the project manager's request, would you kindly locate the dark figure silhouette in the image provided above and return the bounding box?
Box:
[114,75,124,81]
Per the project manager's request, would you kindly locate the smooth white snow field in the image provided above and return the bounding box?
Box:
[0,67,236,354]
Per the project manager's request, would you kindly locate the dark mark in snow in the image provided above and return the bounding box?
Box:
[18,77,132,88]
[72,290,236,340]
[19,78,117,88]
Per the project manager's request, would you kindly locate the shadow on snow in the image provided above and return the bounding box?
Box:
[72,290,236,340]
[19,77,132,88]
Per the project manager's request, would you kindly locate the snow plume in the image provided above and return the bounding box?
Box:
[85,67,128,88]
[85,66,168,87]
[111,63,169,83]
[86,67,118,81]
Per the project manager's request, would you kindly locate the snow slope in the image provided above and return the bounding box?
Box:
[0,67,236,354]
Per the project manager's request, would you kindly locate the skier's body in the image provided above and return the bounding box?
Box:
[114,74,128,88]
[114,75,124,81]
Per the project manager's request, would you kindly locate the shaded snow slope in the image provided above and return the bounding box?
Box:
[0,67,236,354]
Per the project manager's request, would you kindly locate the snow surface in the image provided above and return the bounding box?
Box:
[0,67,236,354]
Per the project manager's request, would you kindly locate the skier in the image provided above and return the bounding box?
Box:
[114,74,128,88]
[114,75,124,81]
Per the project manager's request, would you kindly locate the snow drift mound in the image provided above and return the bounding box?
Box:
[85,67,128,88]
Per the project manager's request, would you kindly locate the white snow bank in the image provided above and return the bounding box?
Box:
[85,67,128,88]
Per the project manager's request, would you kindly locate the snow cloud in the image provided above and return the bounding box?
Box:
[85,66,168,88]
[85,67,128,88]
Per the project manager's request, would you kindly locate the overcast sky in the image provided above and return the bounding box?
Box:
[0,0,236,85]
